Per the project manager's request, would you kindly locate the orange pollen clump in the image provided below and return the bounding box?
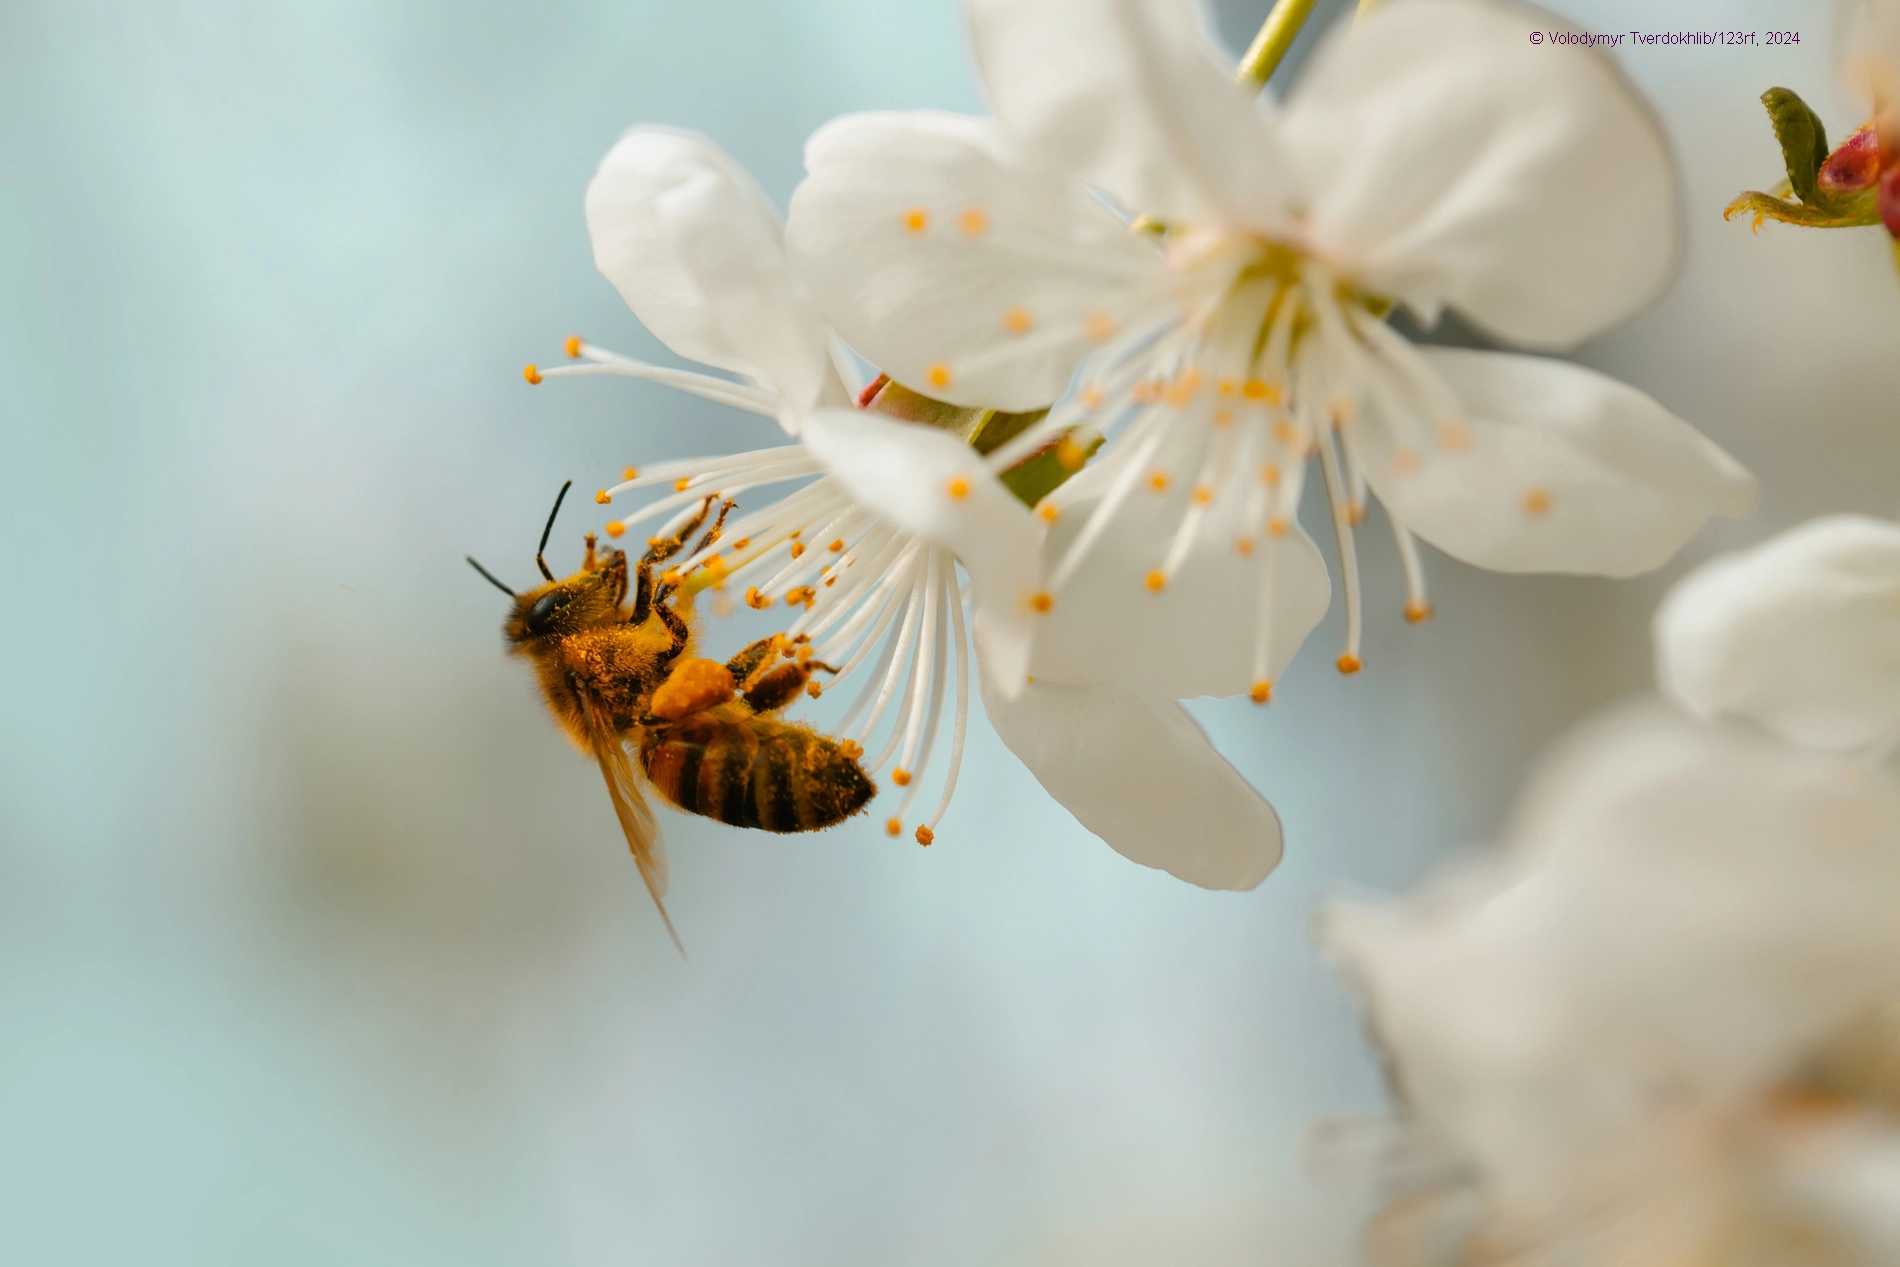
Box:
[1056,438,1086,471]
[730,537,749,550]
[892,768,912,787]
[604,521,625,539]
[1191,486,1214,506]
[959,206,989,235]
[839,740,863,760]
[1148,471,1170,492]
[1144,570,1166,592]
[621,466,639,480]
[703,554,727,578]
[946,476,971,500]
[745,587,771,609]
[1404,600,1434,624]
[886,817,903,836]
[595,489,612,505]
[1083,311,1117,342]
[1038,503,1059,524]
[903,208,929,233]
[1243,378,1280,404]
[1337,653,1363,675]
[1250,681,1272,704]
[1029,591,1054,614]
[1523,487,1552,516]
[564,335,582,359]
[805,680,822,698]
[1438,419,1472,451]
[523,364,542,385]
[1002,306,1033,335]
[1391,446,1422,476]
[827,538,845,552]
[915,825,934,847]
[789,541,806,559]
[1235,537,1254,556]
[674,478,692,493]
[648,657,737,721]
[926,362,952,389]
[783,586,816,607]
[661,570,683,587]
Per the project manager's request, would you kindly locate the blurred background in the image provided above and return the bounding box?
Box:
[3,0,1897,1261]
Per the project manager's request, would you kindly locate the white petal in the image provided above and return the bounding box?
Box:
[1655,515,1900,753]
[1358,349,1756,577]
[1283,0,1677,348]
[980,675,1282,890]
[799,409,1044,693]
[1324,705,1900,1213]
[787,111,1169,412]
[585,127,837,415]
[968,0,1295,226]
[1030,473,1330,698]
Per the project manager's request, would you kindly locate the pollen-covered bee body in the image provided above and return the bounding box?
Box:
[640,702,876,833]
[469,484,875,950]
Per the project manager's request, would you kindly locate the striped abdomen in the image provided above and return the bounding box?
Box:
[638,706,876,832]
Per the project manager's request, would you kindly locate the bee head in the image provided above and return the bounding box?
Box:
[504,549,627,645]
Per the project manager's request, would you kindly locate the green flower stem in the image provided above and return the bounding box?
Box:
[1235,0,1320,92]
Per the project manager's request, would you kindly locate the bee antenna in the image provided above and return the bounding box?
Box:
[536,479,573,582]
[466,556,517,597]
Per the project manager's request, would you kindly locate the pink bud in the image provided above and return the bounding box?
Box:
[1819,123,1882,193]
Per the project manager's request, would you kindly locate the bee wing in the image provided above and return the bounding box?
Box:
[584,711,683,956]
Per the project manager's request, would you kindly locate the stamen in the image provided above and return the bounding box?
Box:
[565,335,582,359]
[1312,388,1364,675]
[604,522,625,539]
[523,364,542,385]
[1029,592,1053,613]
[595,490,612,505]
[946,476,971,500]
[1392,518,1432,625]
[1250,681,1271,704]
[887,818,903,836]
[915,826,934,846]
[892,769,912,786]
[1038,503,1059,524]
[903,208,929,234]
[926,363,952,390]
[1145,571,1166,591]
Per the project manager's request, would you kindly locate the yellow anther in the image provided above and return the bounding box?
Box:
[595,489,612,505]
[1337,653,1363,675]
[1083,311,1117,342]
[1242,377,1277,403]
[903,207,929,234]
[564,334,582,359]
[1404,600,1434,624]
[1348,501,1367,526]
[1523,487,1552,515]
[1250,680,1272,704]
[886,817,903,837]
[946,476,971,500]
[1437,418,1472,451]
[745,586,771,609]
[839,740,863,761]
[806,679,823,698]
[661,570,683,587]
[1147,470,1170,493]
[604,521,625,539]
[673,477,691,493]
[1131,380,1159,404]
[1079,385,1105,410]
[1144,570,1166,592]
[703,553,728,579]
[1260,462,1281,487]
[892,768,912,787]
[828,538,845,552]
[621,466,639,480]
[1056,438,1086,471]
[1272,419,1300,447]
[1037,502,1059,524]
[915,825,935,846]
[1391,446,1422,475]
[1002,306,1033,335]
[523,364,542,385]
[1267,517,1288,538]
[1191,486,1214,506]
[926,362,952,389]
[789,541,806,558]
[1235,536,1254,556]
[1029,591,1054,614]
[958,206,990,235]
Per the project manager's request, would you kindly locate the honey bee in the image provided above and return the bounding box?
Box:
[468,481,877,949]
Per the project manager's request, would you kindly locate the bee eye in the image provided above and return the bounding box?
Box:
[524,590,569,635]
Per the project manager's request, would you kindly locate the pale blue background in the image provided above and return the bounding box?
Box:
[3,0,1897,1262]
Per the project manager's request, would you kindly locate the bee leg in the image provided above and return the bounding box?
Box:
[742,661,825,713]
[724,636,783,689]
[630,558,656,626]
[643,496,717,567]
[652,600,691,667]
[687,498,737,559]
[582,532,598,572]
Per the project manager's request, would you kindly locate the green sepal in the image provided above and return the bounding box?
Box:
[1724,188,1881,229]
[1763,87,1829,206]
[999,435,1101,510]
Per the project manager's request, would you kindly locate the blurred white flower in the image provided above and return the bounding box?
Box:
[538,127,1281,885]
[1323,705,1900,1264]
[1657,515,1900,757]
[787,0,1756,690]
